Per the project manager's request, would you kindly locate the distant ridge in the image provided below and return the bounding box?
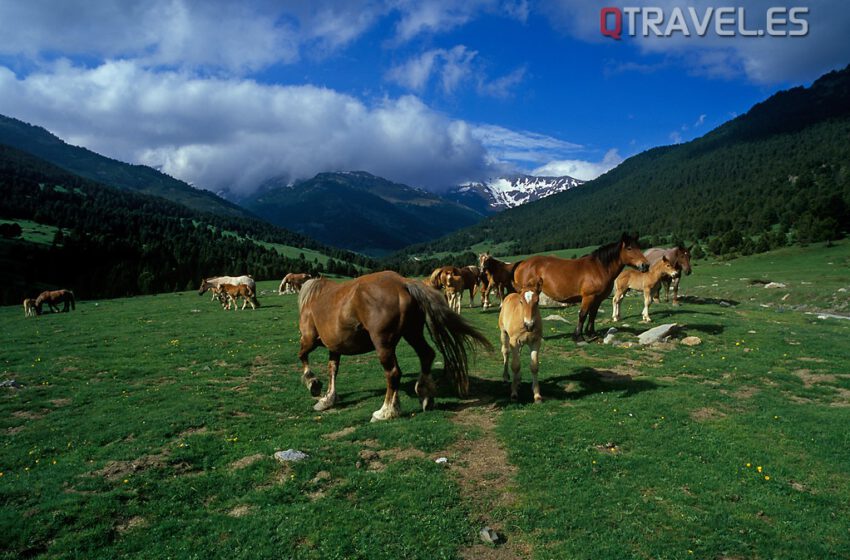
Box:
[0,114,251,219]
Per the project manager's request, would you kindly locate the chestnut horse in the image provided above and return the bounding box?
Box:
[35,290,75,314]
[644,246,693,305]
[297,271,491,421]
[498,280,544,403]
[216,283,260,310]
[279,272,312,294]
[512,233,649,340]
[479,253,519,310]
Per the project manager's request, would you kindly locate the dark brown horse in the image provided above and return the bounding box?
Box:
[479,253,519,310]
[35,289,75,314]
[297,271,491,421]
[512,233,649,340]
[644,246,693,305]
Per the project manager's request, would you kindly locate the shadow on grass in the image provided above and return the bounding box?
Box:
[677,295,740,306]
[405,366,659,410]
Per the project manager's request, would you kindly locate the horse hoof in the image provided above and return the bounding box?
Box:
[420,397,435,412]
[308,378,323,397]
[534,396,544,404]
[313,396,336,411]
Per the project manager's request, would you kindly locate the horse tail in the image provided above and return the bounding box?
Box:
[405,282,492,397]
[69,291,76,310]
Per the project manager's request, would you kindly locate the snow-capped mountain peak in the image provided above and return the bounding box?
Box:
[447,174,583,213]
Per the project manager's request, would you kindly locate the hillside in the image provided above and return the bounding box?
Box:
[389,64,850,264]
[0,114,252,219]
[0,145,373,304]
[240,171,484,256]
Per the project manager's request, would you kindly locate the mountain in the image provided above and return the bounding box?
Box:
[0,114,251,219]
[240,171,485,256]
[385,63,850,270]
[0,144,375,304]
[444,174,583,214]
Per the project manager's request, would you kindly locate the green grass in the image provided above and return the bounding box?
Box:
[0,219,68,246]
[2,242,850,558]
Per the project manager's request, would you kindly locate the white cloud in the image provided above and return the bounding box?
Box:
[0,0,384,74]
[532,149,624,181]
[0,60,491,193]
[694,114,706,127]
[669,131,683,144]
[472,124,583,167]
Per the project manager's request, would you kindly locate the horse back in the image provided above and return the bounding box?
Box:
[515,255,602,302]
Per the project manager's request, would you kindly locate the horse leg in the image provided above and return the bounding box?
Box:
[612,289,623,322]
[671,276,681,305]
[314,352,340,411]
[586,298,603,337]
[500,329,511,383]
[530,338,542,403]
[404,327,437,412]
[574,298,592,340]
[663,278,671,303]
[642,288,652,322]
[510,343,522,401]
[371,343,402,422]
[298,326,323,397]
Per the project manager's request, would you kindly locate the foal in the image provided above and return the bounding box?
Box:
[498,280,544,403]
[612,256,679,323]
[23,298,36,317]
[443,271,464,314]
[216,284,260,310]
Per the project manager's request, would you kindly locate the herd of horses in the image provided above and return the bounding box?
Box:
[22,233,693,422]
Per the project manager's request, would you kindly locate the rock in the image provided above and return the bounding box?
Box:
[543,314,569,322]
[764,282,786,289]
[539,293,569,307]
[638,323,678,345]
[719,301,732,307]
[434,457,448,465]
[576,341,588,347]
[603,328,618,345]
[680,336,702,346]
[274,449,309,463]
[479,526,501,545]
[0,379,21,389]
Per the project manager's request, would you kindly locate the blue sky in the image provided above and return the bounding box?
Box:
[0,1,848,194]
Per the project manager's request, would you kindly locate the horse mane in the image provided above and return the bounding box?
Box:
[590,240,622,266]
[298,278,325,311]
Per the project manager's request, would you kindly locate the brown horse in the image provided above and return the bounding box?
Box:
[35,290,75,314]
[644,246,693,305]
[459,266,481,307]
[216,283,259,310]
[498,279,544,403]
[612,256,679,323]
[512,233,649,340]
[297,271,491,421]
[479,253,519,310]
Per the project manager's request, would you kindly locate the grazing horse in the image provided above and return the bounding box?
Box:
[216,284,259,310]
[35,290,75,314]
[198,275,255,301]
[612,256,680,323]
[498,280,544,403]
[512,233,649,340]
[644,246,693,305]
[279,272,312,295]
[479,253,519,310]
[23,298,36,317]
[297,271,491,421]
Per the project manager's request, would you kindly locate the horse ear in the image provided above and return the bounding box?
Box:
[662,255,669,263]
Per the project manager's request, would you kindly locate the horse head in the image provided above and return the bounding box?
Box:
[620,233,649,272]
[198,279,213,295]
[519,279,543,331]
[659,256,680,278]
[478,252,491,269]
[678,246,693,275]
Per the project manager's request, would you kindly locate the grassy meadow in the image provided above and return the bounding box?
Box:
[2,242,850,559]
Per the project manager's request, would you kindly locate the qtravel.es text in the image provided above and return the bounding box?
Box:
[600,6,809,40]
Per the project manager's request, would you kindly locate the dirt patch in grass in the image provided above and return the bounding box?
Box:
[690,407,727,422]
[227,505,254,518]
[92,451,172,480]
[115,516,148,534]
[794,369,837,387]
[229,453,265,471]
[12,409,50,420]
[323,426,356,440]
[178,426,207,437]
[595,442,621,455]
[447,401,529,560]
[723,386,760,400]
[50,398,72,407]
[6,425,25,435]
